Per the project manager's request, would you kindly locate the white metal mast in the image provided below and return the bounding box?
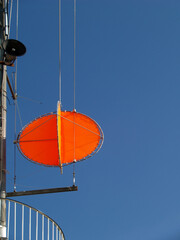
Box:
[0,0,8,238]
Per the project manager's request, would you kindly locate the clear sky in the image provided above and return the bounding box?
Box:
[5,0,180,239]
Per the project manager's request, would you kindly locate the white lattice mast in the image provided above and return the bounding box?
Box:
[0,0,8,238]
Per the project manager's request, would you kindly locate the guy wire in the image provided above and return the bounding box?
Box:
[14,99,16,191]
[14,0,19,191]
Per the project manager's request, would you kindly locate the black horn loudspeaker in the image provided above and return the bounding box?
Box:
[3,39,26,59]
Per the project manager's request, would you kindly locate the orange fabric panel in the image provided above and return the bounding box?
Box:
[18,114,59,166]
[18,111,102,166]
[61,111,101,164]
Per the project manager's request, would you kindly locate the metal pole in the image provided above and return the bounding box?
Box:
[0,0,7,238]
[7,185,78,197]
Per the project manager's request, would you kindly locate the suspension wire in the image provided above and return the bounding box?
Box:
[73,0,77,185]
[15,0,18,91]
[9,0,14,37]
[59,0,62,104]
[16,0,18,41]
[15,0,19,91]
[73,0,76,111]
[13,0,19,191]
[15,0,18,95]
[73,161,75,186]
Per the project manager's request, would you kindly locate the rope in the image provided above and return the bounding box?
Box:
[59,0,62,104]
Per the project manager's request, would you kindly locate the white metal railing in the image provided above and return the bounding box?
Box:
[4,198,65,240]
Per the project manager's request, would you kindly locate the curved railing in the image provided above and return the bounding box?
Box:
[5,198,65,240]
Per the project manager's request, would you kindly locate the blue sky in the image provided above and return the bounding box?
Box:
[5,0,180,239]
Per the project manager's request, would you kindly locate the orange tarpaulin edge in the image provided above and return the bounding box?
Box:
[57,101,63,172]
